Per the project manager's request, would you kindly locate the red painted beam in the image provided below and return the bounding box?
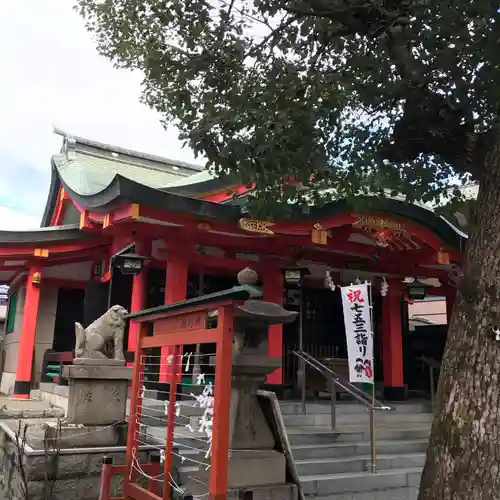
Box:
[50,187,69,227]
[0,240,109,258]
[273,213,356,235]
[43,278,86,289]
[201,184,255,203]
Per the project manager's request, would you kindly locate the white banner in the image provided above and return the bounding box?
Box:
[340,283,374,384]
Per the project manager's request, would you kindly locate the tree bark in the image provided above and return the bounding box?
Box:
[418,134,500,500]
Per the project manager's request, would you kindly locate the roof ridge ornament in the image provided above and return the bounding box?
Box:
[62,134,76,159]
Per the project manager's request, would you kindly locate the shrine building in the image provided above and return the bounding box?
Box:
[0,130,464,401]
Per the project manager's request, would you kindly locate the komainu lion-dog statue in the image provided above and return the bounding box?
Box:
[74,305,128,361]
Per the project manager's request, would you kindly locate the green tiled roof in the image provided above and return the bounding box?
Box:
[52,150,196,197]
[163,170,215,188]
[50,128,207,198]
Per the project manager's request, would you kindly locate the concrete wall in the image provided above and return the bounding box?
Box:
[0,423,147,500]
[408,297,447,325]
[0,285,58,394]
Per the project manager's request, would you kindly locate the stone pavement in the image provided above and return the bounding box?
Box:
[320,487,418,500]
[0,395,64,419]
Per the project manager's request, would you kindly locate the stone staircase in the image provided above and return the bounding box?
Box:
[281,401,431,497]
[143,400,432,498]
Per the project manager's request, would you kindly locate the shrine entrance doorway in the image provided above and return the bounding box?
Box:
[282,284,384,399]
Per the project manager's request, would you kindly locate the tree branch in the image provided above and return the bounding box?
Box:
[244,14,299,59]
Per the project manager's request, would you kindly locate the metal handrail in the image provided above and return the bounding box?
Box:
[292,350,393,474]
[419,356,441,412]
[295,350,392,411]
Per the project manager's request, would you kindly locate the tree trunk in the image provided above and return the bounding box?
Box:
[418,139,500,500]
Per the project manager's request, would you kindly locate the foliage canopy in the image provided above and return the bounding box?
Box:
[77,0,500,216]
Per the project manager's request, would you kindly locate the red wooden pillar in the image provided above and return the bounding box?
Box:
[263,267,284,386]
[13,267,42,399]
[381,281,405,401]
[159,250,189,383]
[127,239,151,357]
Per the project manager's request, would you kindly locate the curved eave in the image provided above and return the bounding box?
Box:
[0,224,89,244]
[59,173,243,222]
[162,176,234,197]
[41,160,63,227]
[52,157,465,251]
[278,197,466,251]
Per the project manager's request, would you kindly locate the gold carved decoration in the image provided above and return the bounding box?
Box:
[238,218,274,235]
[353,215,406,248]
[353,215,406,232]
[32,272,42,284]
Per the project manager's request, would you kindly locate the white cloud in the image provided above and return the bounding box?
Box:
[0,207,41,231]
[0,0,203,230]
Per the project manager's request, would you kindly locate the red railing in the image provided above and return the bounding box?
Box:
[99,288,250,500]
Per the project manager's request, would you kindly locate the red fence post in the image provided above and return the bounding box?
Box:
[99,456,113,500]
[148,453,161,495]
[209,305,234,500]
[125,322,147,488]
[163,344,181,500]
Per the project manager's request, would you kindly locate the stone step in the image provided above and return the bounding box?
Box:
[279,402,432,416]
[144,425,211,452]
[286,427,430,445]
[144,425,429,451]
[291,439,429,461]
[287,429,365,445]
[300,467,423,496]
[313,487,419,500]
[282,412,433,428]
[295,453,425,476]
[140,411,200,428]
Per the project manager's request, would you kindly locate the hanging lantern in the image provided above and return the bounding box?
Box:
[282,265,310,286]
[113,252,148,275]
[406,278,432,301]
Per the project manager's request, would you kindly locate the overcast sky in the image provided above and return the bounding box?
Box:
[0,1,202,230]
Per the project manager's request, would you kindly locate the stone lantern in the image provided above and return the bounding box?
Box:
[192,269,299,498]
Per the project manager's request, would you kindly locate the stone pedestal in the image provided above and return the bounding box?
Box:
[62,364,131,426]
[51,362,132,447]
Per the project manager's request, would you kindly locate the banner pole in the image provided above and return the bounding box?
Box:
[367,281,377,474]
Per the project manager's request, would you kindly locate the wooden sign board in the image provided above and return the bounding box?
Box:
[154,311,208,336]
